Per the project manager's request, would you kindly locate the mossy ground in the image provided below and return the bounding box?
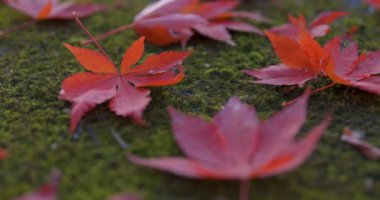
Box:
[0,0,379,199]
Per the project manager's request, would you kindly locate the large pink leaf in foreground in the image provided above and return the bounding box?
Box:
[128,90,331,181]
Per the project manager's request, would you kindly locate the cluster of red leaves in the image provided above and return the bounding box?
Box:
[269,11,348,38]
[12,171,140,200]
[365,0,380,9]
[61,36,191,132]
[341,128,380,160]
[83,0,271,47]
[129,90,331,181]
[244,28,380,95]
[3,0,106,20]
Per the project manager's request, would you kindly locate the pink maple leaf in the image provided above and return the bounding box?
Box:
[4,0,106,20]
[128,90,331,200]
[82,0,271,47]
[1,0,106,36]
[270,11,348,39]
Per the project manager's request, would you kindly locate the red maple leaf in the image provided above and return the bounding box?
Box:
[341,128,380,160]
[244,28,380,100]
[82,0,271,47]
[270,11,348,39]
[60,16,191,133]
[1,0,106,36]
[128,90,331,200]
[322,34,380,94]
[0,149,7,160]
[4,0,106,20]
[12,170,60,200]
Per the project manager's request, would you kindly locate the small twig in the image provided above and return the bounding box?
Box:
[72,12,112,61]
[282,83,336,106]
[310,82,337,94]
[72,121,84,139]
[109,127,129,149]
[81,23,134,46]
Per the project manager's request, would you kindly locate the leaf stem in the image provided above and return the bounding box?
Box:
[239,180,250,200]
[348,74,371,81]
[109,127,129,149]
[0,20,36,37]
[282,82,337,106]
[80,23,134,46]
[310,82,337,94]
[73,12,112,61]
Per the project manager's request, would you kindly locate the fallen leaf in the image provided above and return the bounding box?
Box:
[320,33,380,94]
[0,149,7,160]
[270,11,348,38]
[4,0,106,20]
[128,90,331,199]
[341,127,380,160]
[61,17,191,133]
[12,170,60,200]
[244,29,380,96]
[243,28,326,87]
[82,0,270,47]
[1,0,106,37]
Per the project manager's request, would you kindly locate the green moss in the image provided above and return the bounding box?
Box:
[0,0,379,199]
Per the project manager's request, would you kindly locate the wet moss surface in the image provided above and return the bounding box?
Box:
[0,0,379,199]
